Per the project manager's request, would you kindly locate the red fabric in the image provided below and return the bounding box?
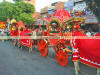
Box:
[19,30,32,47]
[10,30,18,36]
[53,9,71,23]
[48,33,62,46]
[0,22,5,24]
[49,39,59,46]
[32,28,34,31]
[25,27,28,30]
[76,25,80,29]
[72,33,79,61]
[63,32,72,47]
[36,29,39,33]
[72,32,100,68]
[17,21,25,28]
[74,30,82,36]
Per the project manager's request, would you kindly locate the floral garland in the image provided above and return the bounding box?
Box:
[61,17,86,30]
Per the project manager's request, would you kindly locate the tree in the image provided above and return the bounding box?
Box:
[13,0,23,2]
[3,0,6,2]
[0,1,14,21]
[85,0,100,22]
[0,1,35,25]
[14,2,35,14]
[19,13,34,25]
[13,2,35,25]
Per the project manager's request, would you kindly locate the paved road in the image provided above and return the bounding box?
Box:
[0,41,96,75]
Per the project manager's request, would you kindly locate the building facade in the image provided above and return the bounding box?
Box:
[40,6,49,18]
[32,12,41,20]
[55,2,64,10]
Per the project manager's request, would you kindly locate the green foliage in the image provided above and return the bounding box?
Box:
[0,1,35,25]
[0,2,14,21]
[13,0,23,2]
[19,13,34,25]
[14,2,35,14]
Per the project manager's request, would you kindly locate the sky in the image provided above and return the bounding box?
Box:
[36,0,68,12]
[0,0,13,2]
[0,0,68,12]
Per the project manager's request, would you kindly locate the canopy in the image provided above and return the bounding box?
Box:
[17,21,26,31]
[52,9,71,23]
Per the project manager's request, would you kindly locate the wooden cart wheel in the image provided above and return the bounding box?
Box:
[54,43,65,53]
[38,40,48,57]
[57,50,68,66]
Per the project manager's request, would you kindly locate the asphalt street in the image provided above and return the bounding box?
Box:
[0,41,97,75]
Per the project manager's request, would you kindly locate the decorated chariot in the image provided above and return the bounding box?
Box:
[10,21,33,52]
[37,9,73,66]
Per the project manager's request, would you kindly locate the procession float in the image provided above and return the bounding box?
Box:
[38,9,73,66]
[10,21,33,52]
[9,5,100,73]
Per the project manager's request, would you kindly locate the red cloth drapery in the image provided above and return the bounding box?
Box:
[72,32,100,68]
[53,9,71,23]
[17,21,25,28]
[17,21,26,35]
[19,30,32,47]
[10,30,18,36]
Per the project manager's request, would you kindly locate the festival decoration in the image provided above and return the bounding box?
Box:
[0,22,6,29]
[37,9,72,67]
[17,21,26,31]
[52,9,71,25]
